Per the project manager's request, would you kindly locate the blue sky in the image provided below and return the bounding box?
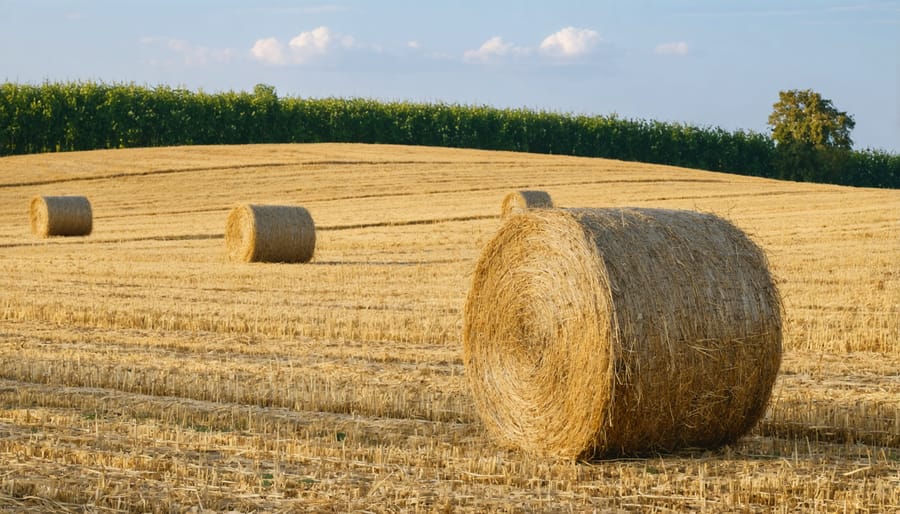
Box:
[2,0,899,152]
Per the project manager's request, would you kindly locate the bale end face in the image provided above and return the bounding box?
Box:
[29,195,93,237]
[464,207,782,459]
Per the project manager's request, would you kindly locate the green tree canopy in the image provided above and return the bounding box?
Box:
[767,89,855,149]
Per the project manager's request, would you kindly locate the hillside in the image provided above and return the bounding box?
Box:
[0,143,897,511]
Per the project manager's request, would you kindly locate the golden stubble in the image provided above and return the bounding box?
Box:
[0,143,897,512]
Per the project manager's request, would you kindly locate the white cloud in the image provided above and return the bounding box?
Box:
[290,26,343,55]
[463,36,529,63]
[141,37,236,66]
[251,26,355,65]
[251,37,287,65]
[406,40,420,49]
[655,41,689,56]
[539,27,600,57]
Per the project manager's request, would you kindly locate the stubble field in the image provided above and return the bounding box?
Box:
[0,143,897,512]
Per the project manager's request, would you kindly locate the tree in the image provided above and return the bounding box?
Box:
[768,89,855,149]
[767,89,856,182]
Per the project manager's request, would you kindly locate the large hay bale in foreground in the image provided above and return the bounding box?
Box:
[500,190,553,218]
[225,204,316,263]
[29,195,93,237]
[464,207,782,459]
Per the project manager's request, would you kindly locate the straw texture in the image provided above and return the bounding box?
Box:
[500,190,553,218]
[225,204,316,263]
[463,207,782,459]
[29,195,93,237]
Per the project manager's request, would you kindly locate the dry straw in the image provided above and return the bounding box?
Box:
[29,195,93,237]
[463,207,782,459]
[225,204,316,263]
[500,190,553,218]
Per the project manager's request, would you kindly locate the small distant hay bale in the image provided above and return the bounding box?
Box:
[29,195,93,237]
[463,207,782,459]
[225,204,316,263]
[500,190,553,218]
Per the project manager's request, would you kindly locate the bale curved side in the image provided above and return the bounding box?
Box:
[463,207,782,459]
[225,204,316,263]
[29,196,93,237]
[500,190,553,218]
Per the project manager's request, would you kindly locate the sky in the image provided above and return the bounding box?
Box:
[2,0,899,153]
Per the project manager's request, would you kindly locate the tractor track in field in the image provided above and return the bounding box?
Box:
[0,162,303,188]
[0,364,476,425]
[318,214,497,231]
[0,214,498,248]
[0,378,477,433]
[0,159,531,189]
[87,178,727,220]
[299,178,729,205]
[0,233,223,248]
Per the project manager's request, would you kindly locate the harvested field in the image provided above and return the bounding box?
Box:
[0,143,897,512]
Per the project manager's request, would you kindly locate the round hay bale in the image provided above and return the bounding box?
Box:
[29,195,93,237]
[500,190,553,218]
[225,204,316,263]
[463,207,782,459]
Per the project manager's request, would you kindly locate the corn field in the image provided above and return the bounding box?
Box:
[2,81,897,188]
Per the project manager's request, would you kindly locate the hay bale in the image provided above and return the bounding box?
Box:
[500,190,553,218]
[29,195,93,237]
[225,204,316,263]
[463,207,782,458]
